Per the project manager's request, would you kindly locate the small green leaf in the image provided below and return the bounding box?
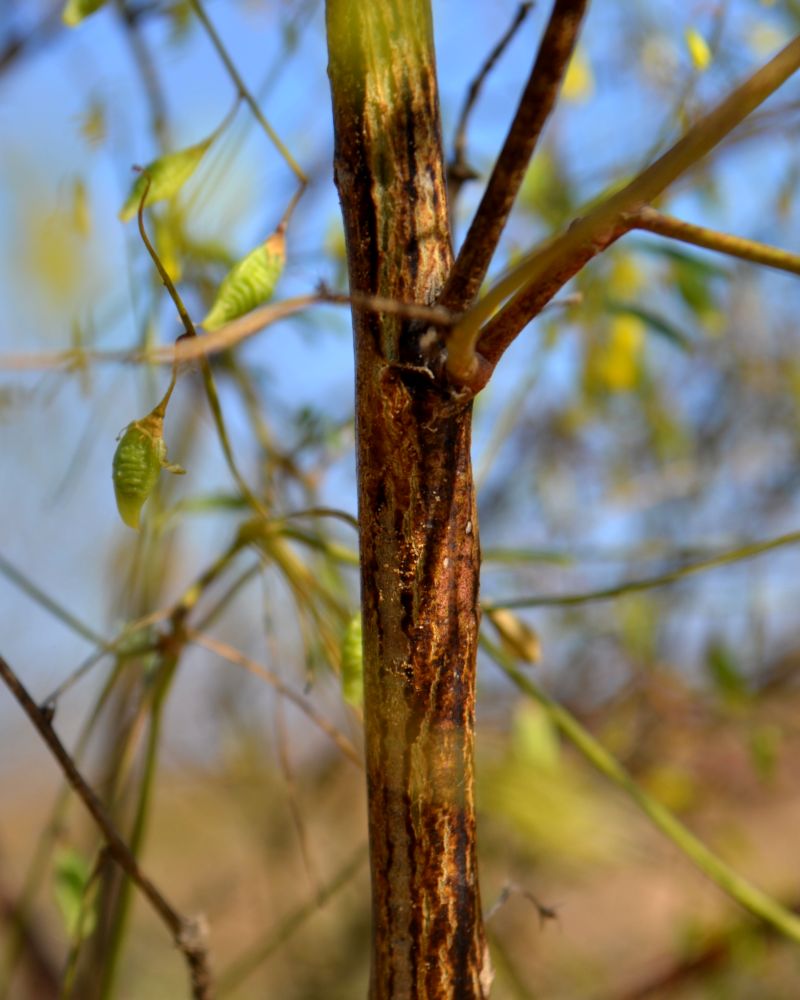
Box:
[202,231,286,331]
[53,848,97,940]
[119,138,214,222]
[341,612,363,708]
[62,0,109,26]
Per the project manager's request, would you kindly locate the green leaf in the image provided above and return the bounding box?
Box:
[62,0,109,26]
[340,612,363,708]
[112,408,185,530]
[53,848,96,941]
[118,137,214,222]
[202,231,286,331]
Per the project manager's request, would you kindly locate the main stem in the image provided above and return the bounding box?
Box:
[326,2,490,997]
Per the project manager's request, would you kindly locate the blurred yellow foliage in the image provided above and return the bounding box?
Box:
[22,206,85,307]
[685,28,712,72]
[562,46,594,103]
[590,315,645,392]
[609,253,645,299]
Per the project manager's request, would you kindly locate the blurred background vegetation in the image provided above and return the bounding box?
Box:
[3,0,800,997]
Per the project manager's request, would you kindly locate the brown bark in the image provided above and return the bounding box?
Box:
[326,1,490,996]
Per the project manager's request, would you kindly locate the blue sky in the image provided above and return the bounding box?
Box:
[2,0,800,753]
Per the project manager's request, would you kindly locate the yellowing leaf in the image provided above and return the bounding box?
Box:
[487,608,541,665]
[592,315,645,392]
[685,28,711,72]
[202,230,286,331]
[62,0,109,26]
[562,46,594,103]
[153,214,183,283]
[119,137,213,222]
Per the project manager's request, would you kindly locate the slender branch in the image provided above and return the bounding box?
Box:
[136,177,270,520]
[0,553,108,648]
[187,0,307,187]
[483,528,800,611]
[0,289,460,371]
[445,33,800,388]
[440,0,588,312]
[0,654,213,999]
[188,631,363,768]
[485,641,800,946]
[0,3,62,78]
[447,2,534,212]
[115,0,169,147]
[632,206,800,275]
[217,844,368,995]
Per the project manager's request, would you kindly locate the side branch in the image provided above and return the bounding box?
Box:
[0,653,213,1000]
[440,0,588,312]
[632,206,800,276]
[488,644,800,947]
[445,33,800,388]
[447,2,534,212]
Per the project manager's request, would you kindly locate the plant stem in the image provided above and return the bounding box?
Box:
[486,640,800,946]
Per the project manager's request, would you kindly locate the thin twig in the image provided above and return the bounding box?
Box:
[0,2,62,78]
[217,844,368,995]
[482,528,800,611]
[441,0,588,312]
[484,881,559,927]
[114,0,169,146]
[136,175,270,520]
[188,631,363,768]
[632,206,800,275]
[274,701,321,896]
[187,0,307,192]
[445,33,800,388]
[448,2,534,212]
[0,288,461,372]
[0,553,108,648]
[484,639,800,946]
[0,654,213,999]
[317,283,459,328]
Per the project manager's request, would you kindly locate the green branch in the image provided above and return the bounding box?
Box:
[446,34,800,386]
[485,639,800,946]
[632,206,800,275]
[484,529,800,611]
[187,0,307,188]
